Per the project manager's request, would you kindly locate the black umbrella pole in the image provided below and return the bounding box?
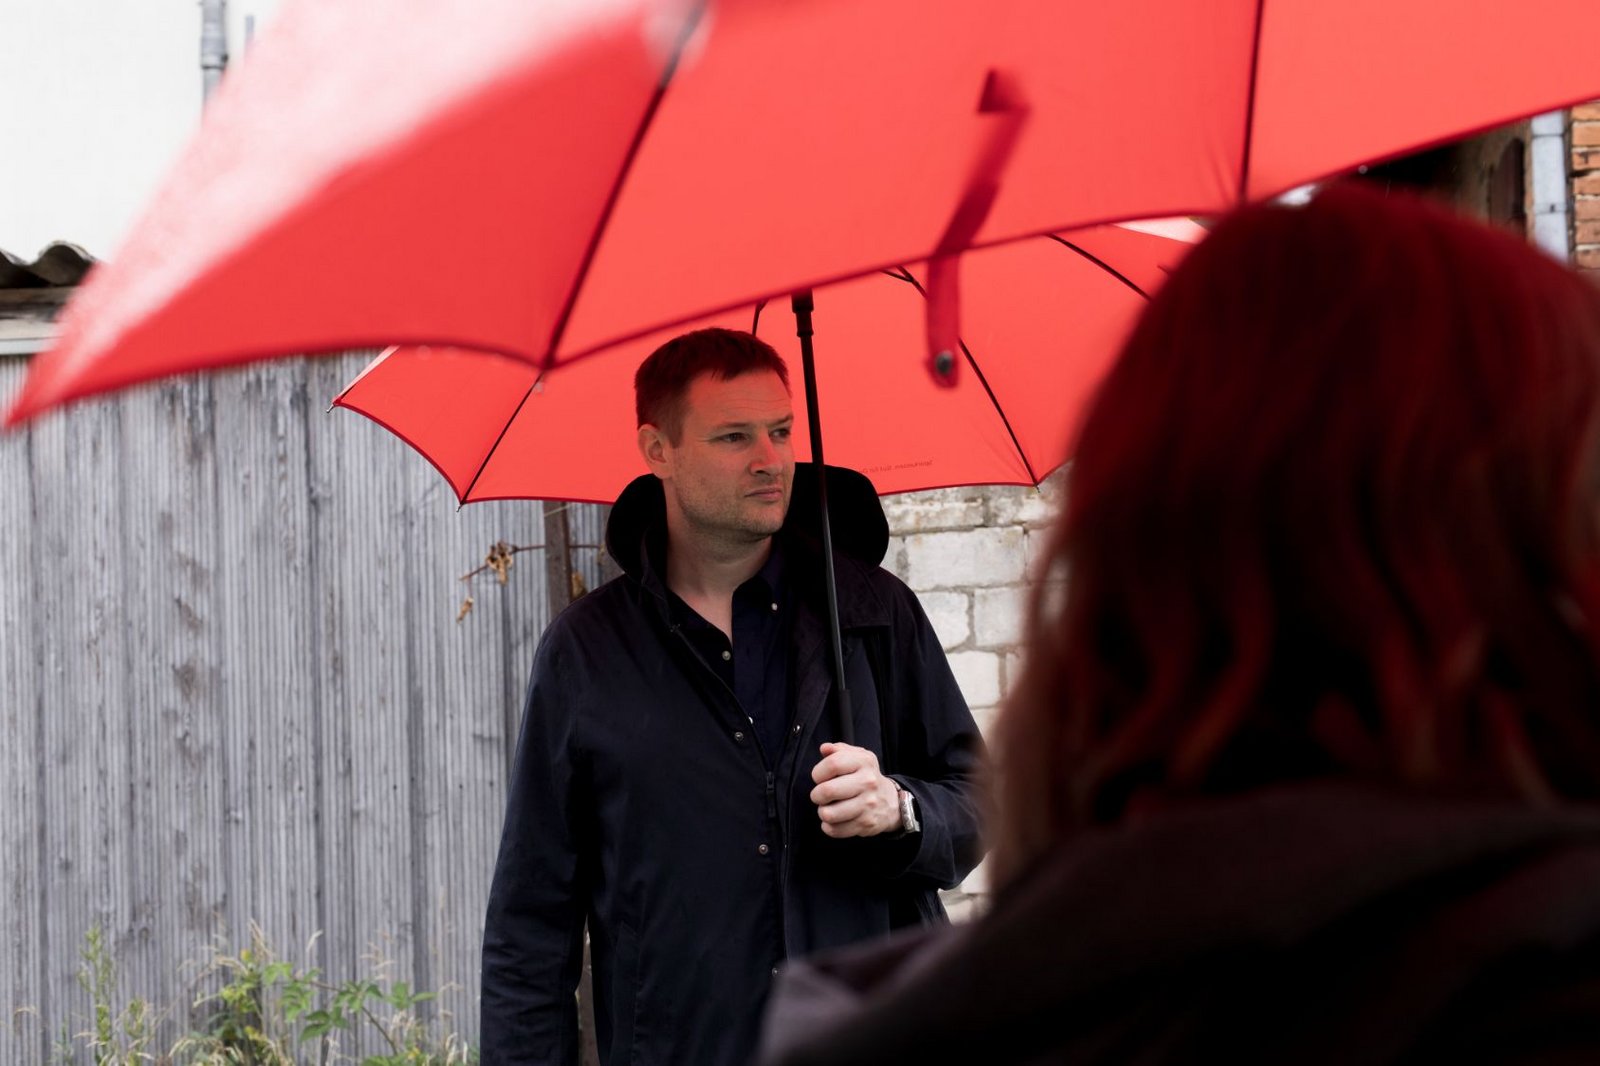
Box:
[791,291,854,746]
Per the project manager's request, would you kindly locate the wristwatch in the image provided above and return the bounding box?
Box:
[895,784,921,835]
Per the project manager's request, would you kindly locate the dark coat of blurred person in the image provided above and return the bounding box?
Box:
[758,183,1600,1066]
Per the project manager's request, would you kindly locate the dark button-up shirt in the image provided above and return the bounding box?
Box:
[670,543,793,763]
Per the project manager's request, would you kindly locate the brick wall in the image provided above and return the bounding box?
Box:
[880,473,1065,915]
[1576,102,1600,278]
[881,476,1061,732]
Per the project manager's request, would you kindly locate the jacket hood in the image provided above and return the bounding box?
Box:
[605,463,889,579]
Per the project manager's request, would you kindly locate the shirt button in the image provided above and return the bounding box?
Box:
[771,965,780,977]
[758,843,770,855]
[792,723,802,734]
[770,602,779,612]
[733,731,744,742]
[721,649,732,661]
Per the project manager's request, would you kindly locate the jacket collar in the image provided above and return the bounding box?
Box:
[606,464,892,630]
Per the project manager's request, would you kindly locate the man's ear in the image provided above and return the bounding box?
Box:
[638,423,672,479]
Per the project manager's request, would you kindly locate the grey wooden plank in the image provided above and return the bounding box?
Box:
[302,357,358,1025]
[471,495,557,1050]
[0,360,45,1062]
[304,355,419,1035]
[115,377,230,1039]
[413,491,547,1039]
[26,391,140,1055]
[209,362,322,974]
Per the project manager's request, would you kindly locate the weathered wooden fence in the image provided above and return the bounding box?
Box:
[0,353,610,1062]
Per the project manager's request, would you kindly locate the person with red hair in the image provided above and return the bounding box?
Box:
[759,183,1600,1065]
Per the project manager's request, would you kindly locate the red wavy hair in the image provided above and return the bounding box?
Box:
[993,184,1600,887]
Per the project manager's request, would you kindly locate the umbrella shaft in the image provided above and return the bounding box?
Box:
[792,291,854,746]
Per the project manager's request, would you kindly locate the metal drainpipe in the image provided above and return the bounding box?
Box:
[200,0,228,103]
[1529,110,1572,261]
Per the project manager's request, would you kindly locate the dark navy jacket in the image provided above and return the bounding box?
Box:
[481,466,986,1066]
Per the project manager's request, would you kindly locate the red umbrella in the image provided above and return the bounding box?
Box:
[332,221,1200,502]
[8,0,1600,425]
[334,217,1197,743]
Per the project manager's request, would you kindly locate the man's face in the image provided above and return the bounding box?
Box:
[649,370,795,546]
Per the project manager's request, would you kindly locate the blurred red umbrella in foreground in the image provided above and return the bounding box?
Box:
[8,0,1600,425]
[333,221,1201,502]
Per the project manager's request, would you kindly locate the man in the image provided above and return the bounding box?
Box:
[481,328,985,1065]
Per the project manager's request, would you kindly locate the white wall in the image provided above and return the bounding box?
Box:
[0,0,280,261]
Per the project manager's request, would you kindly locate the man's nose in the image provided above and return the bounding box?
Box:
[750,434,781,473]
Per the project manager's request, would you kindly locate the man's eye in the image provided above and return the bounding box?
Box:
[720,432,747,444]
[772,428,791,442]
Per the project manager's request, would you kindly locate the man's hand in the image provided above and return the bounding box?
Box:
[809,742,902,838]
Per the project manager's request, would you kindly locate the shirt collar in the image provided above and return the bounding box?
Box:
[658,535,785,628]
[756,537,785,597]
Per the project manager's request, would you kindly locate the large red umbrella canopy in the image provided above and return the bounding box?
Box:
[8,0,1600,424]
[334,221,1198,501]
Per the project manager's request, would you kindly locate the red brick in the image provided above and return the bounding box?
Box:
[1573,102,1600,122]
[1578,198,1600,221]
[1578,221,1600,245]
[1576,174,1600,197]
[1573,147,1600,170]
[1578,247,1600,270]
[1573,122,1600,147]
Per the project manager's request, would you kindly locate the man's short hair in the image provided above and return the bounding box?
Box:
[634,328,790,443]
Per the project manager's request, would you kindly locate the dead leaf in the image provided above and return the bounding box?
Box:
[486,540,514,585]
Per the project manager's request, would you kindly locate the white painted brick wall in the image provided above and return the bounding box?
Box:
[985,480,1062,528]
[1005,651,1027,698]
[973,585,1027,648]
[1022,527,1053,581]
[960,857,992,896]
[946,649,1003,709]
[881,486,988,533]
[881,474,1067,918]
[917,590,971,651]
[903,527,1026,589]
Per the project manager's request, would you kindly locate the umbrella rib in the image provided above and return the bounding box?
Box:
[1044,235,1150,299]
[461,3,707,505]
[960,337,1041,486]
[541,0,708,366]
[460,371,545,502]
[895,268,1041,487]
[1237,0,1269,202]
